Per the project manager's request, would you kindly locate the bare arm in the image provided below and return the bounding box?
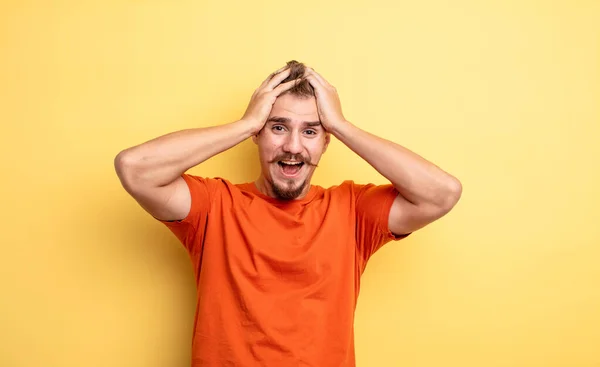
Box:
[114,64,302,221]
[303,67,462,235]
[114,122,253,220]
[331,120,462,234]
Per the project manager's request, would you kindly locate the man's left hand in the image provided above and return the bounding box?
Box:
[303,67,347,133]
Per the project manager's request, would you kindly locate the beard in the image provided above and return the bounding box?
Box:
[266,152,316,200]
[271,177,309,200]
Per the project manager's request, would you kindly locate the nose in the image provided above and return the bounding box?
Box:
[282,130,303,155]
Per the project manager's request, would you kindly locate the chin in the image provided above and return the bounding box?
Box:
[264,161,314,200]
[271,176,308,200]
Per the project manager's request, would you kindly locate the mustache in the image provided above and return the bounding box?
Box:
[269,154,318,167]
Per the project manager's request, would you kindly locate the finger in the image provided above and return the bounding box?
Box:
[305,67,330,87]
[274,64,290,74]
[259,65,290,89]
[272,78,303,96]
[265,67,293,91]
[303,73,324,91]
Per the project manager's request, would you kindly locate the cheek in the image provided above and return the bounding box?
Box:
[258,135,281,153]
[258,144,279,164]
[308,140,326,155]
[268,144,281,157]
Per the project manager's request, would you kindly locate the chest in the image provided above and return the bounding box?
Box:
[203,200,358,292]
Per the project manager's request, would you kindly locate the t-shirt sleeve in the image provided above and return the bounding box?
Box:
[156,173,217,255]
[354,182,411,268]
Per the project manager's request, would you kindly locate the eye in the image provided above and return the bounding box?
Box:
[304,129,317,135]
[272,125,285,132]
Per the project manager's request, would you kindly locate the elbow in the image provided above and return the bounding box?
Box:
[430,177,462,213]
[114,150,133,176]
[442,177,462,210]
[114,149,141,191]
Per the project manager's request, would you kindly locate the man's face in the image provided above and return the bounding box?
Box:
[252,93,330,200]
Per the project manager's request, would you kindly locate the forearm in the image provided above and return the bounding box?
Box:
[332,120,461,208]
[115,119,254,188]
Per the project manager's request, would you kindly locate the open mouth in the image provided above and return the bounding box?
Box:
[277,161,305,177]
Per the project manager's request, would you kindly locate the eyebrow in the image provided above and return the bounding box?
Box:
[266,116,322,127]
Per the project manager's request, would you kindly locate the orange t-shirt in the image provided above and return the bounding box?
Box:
[158,174,410,366]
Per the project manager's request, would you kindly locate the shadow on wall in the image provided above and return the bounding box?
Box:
[64,172,197,363]
[68,89,265,293]
[178,91,263,185]
[36,85,270,364]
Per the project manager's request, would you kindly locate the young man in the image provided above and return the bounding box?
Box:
[114,60,462,366]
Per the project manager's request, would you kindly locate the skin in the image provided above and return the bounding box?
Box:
[252,93,330,200]
[115,63,462,235]
[245,65,463,235]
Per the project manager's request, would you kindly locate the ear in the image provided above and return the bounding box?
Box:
[252,133,258,144]
[323,132,331,153]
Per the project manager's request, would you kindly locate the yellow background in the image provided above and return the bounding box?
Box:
[1,0,599,366]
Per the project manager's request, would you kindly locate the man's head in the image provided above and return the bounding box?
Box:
[252,60,330,200]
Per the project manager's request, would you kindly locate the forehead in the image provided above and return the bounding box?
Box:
[269,94,319,121]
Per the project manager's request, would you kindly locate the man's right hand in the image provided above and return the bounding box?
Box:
[115,64,304,223]
[241,65,303,135]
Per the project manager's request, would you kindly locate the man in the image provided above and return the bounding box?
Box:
[114,60,462,366]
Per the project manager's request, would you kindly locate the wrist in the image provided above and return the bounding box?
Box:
[329,119,354,139]
[235,119,262,139]
[240,118,263,134]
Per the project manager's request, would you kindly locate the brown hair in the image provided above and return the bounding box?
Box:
[280,60,315,99]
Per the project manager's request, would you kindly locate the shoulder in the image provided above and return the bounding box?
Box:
[180,174,242,199]
[324,180,375,197]
[182,175,260,211]
[182,174,228,189]
[324,180,398,212]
